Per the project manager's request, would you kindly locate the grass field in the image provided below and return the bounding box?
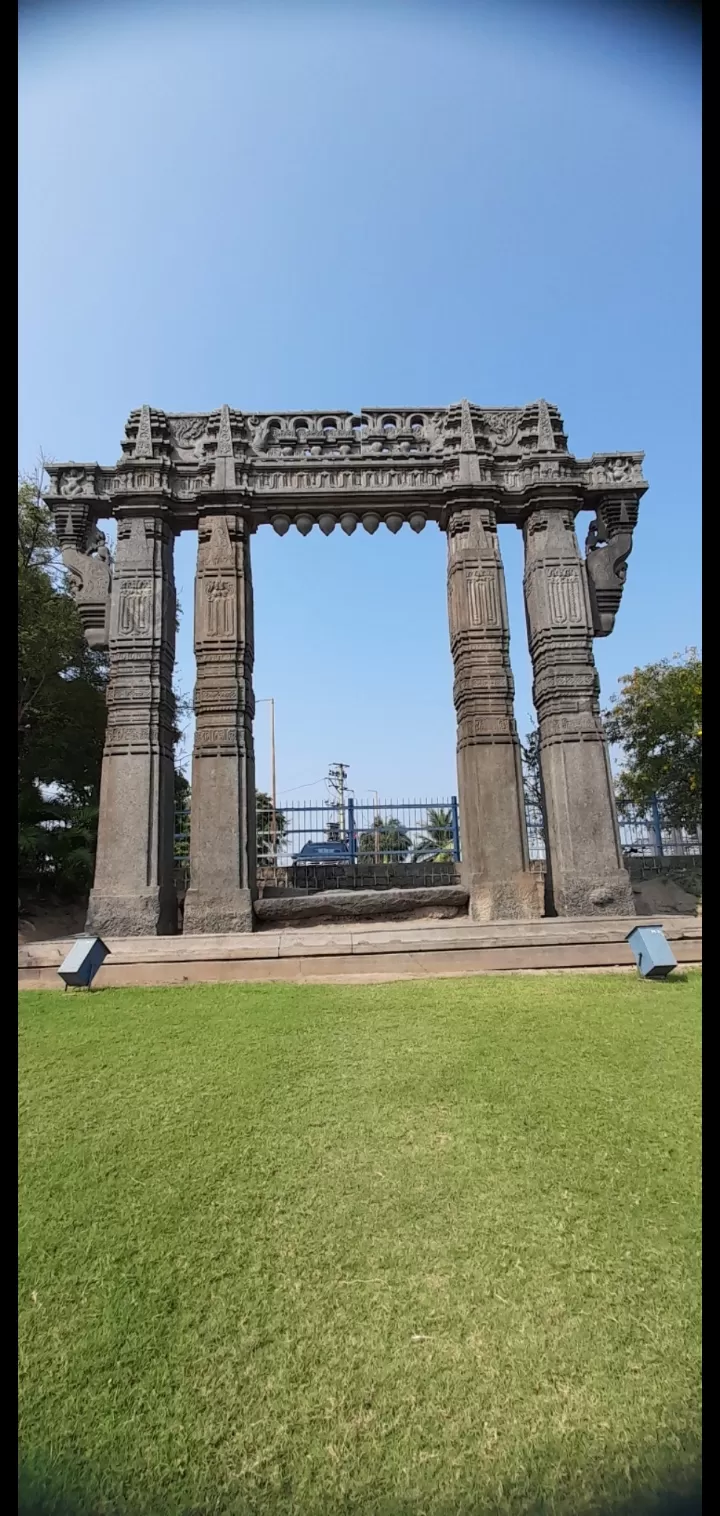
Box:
[18,974,701,1516]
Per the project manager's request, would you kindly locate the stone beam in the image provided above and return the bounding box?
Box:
[43,404,647,532]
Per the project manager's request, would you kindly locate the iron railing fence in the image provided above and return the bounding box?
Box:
[173,793,701,876]
[256,797,461,869]
[520,801,701,866]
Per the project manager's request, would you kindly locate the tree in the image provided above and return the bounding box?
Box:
[18,474,109,899]
[521,726,546,849]
[174,771,191,870]
[256,791,287,864]
[521,728,543,814]
[412,807,454,863]
[358,815,411,864]
[604,650,702,831]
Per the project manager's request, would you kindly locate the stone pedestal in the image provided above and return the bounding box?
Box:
[522,505,634,917]
[86,511,177,937]
[447,505,542,922]
[183,512,257,935]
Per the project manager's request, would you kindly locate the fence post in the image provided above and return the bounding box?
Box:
[450,795,461,864]
[650,794,664,858]
[348,798,356,863]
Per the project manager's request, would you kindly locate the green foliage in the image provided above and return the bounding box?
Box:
[173,772,191,866]
[412,806,454,862]
[605,650,702,830]
[358,814,411,863]
[521,727,543,814]
[18,476,108,900]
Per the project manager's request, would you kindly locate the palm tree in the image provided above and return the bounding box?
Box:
[358,815,411,864]
[412,807,454,863]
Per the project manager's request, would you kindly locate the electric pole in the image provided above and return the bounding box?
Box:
[327,763,350,840]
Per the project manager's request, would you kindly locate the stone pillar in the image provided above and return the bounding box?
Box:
[522,504,633,916]
[183,511,256,934]
[447,504,542,921]
[87,509,178,936]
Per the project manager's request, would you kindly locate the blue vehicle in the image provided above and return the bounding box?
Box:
[293,840,351,865]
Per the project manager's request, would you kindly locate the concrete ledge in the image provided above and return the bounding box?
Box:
[19,916,701,989]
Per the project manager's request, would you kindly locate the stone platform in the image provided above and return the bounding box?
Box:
[18,916,701,990]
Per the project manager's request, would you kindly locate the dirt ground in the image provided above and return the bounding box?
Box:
[18,902,88,947]
[631,873,701,918]
[18,873,701,947]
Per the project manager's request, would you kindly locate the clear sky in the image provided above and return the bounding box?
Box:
[19,0,701,807]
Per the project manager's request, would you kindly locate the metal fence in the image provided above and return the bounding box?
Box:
[522,798,702,865]
[617,806,702,859]
[259,797,461,869]
[173,793,701,875]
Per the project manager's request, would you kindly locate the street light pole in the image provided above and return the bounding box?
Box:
[269,698,277,858]
[256,699,277,863]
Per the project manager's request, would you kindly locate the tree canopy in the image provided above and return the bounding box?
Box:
[358,816,411,864]
[412,807,454,863]
[18,477,109,898]
[604,650,702,831]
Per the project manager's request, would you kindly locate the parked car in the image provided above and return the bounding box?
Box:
[292,840,351,865]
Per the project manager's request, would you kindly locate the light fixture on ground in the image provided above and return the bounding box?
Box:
[625,924,678,979]
[58,936,110,990]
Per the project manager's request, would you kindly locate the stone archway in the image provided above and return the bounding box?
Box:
[44,400,646,934]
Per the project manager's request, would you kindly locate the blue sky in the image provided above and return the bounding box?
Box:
[19,0,700,806]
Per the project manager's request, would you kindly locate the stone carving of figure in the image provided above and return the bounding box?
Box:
[585,516,606,555]
[206,578,234,638]
[87,523,110,563]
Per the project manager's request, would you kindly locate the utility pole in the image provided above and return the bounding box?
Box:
[327,763,350,840]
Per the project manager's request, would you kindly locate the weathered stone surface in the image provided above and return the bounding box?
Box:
[86,510,177,937]
[183,890,254,936]
[19,916,701,989]
[523,504,634,918]
[183,506,257,935]
[254,886,469,927]
[61,524,112,649]
[584,494,640,637]
[43,400,648,936]
[447,492,540,921]
[44,403,646,532]
[465,870,545,923]
[86,889,177,938]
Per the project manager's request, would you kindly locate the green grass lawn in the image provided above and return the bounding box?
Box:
[18,974,701,1516]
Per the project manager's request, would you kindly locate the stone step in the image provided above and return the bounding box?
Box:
[19,916,701,989]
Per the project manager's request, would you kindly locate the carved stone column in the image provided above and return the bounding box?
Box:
[522,503,633,917]
[183,511,256,934]
[447,503,542,921]
[87,508,178,936]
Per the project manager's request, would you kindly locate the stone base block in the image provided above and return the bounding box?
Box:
[182,889,254,936]
[254,885,469,928]
[550,869,635,918]
[466,870,544,923]
[86,887,177,938]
